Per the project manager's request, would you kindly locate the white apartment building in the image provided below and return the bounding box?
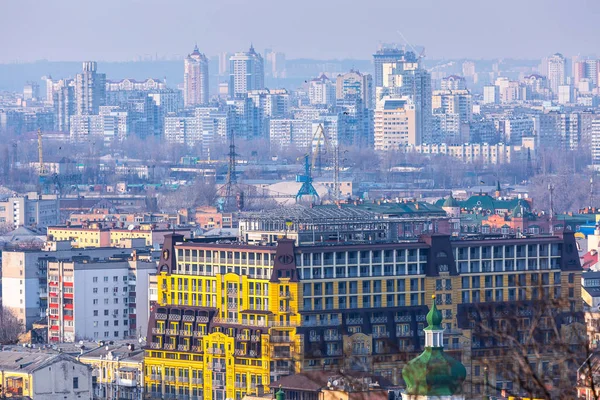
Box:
[308,74,336,106]
[558,84,575,105]
[69,107,129,143]
[269,119,310,149]
[483,85,499,104]
[106,78,166,92]
[48,258,155,343]
[546,53,566,94]
[403,142,534,165]
[374,96,418,150]
[184,45,209,106]
[0,192,59,228]
[2,240,152,330]
[163,116,201,146]
[228,45,264,98]
[591,119,600,168]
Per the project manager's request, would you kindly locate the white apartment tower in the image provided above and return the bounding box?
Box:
[48,257,155,343]
[184,45,209,107]
[75,61,106,115]
[228,45,265,98]
[374,96,418,150]
[546,53,566,95]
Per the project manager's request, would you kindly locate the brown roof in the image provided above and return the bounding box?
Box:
[271,371,393,392]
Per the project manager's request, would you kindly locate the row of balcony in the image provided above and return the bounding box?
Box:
[155,313,210,323]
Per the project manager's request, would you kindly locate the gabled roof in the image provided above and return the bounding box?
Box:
[0,352,89,374]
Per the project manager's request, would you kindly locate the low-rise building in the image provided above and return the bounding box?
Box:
[78,342,145,400]
[0,192,60,229]
[0,351,92,399]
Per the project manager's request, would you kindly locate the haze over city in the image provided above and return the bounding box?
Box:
[1,0,600,62]
[4,1,600,400]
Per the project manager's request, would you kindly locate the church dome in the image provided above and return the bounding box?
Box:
[401,298,467,397]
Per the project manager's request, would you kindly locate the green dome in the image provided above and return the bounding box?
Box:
[401,297,467,396]
[401,347,467,396]
[425,296,442,330]
[511,199,530,218]
[442,195,459,208]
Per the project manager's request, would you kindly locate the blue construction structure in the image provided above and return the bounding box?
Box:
[295,154,319,202]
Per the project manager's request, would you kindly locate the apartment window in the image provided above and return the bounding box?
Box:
[93,299,98,305]
[104,277,108,282]
[93,288,98,294]
[104,332,109,337]
[93,321,98,327]
[104,288,109,293]
[93,310,98,316]
[114,331,119,337]
[114,320,119,326]
[113,276,118,282]
[104,310,109,316]
[114,298,118,304]
[104,321,109,326]
[104,299,109,305]
[93,277,98,283]
[73,377,79,389]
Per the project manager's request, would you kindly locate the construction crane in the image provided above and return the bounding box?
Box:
[295,154,319,202]
[311,123,340,202]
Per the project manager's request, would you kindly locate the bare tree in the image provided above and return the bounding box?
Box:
[0,307,24,345]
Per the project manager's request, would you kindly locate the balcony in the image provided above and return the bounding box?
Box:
[191,345,202,353]
[370,316,387,324]
[395,315,412,322]
[177,377,189,383]
[280,292,293,299]
[152,328,165,335]
[396,330,414,337]
[236,334,249,341]
[212,363,225,371]
[191,378,203,385]
[346,318,363,325]
[150,374,160,381]
[326,349,342,356]
[193,331,206,338]
[249,350,258,357]
[177,344,189,351]
[272,351,291,359]
[197,316,209,323]
[274,367,291,374]
[182,315,195,322]
[235,382,247,389]
[251,335,260,342]
[279,306,292,313]
[206,348,224,355]
[163,343,176,350]
[352,348,370,355]
[213,380,224,388]
[324,333,341,341]
[168,314,181,322]
[271,336,291,343]
[227,289,238,297]
[180,330,192,337]
[165,329,178,335]
[149,342,162,349]
[372,331,390,338]
[117,378,137,387]
[309,335,321,342]
[227,303,238,310]
[234,349,247,356]
[165,376,176,382]
[155,313,167,320]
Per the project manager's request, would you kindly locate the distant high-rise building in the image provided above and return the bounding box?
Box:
[53,80,75,132]
[264,49,286,78]
[462,61,476,78]
[558,84,574,105]
[440,75,467,91]
[23,82,39,100]
[574,59,599,87]
[379,59,432,142]
[183,45,209,107]
[228,45,265,98]
[591,118,600,166]
[483,85,499,104]
[546,53,566,94]
[308,74,336,106]
[372,46,416,88]
[75,61,106,115]
[335,70,373,109]
[217,52,230,76]
[374,96,418,150]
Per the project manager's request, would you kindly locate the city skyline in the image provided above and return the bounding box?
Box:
[1,0,600,63]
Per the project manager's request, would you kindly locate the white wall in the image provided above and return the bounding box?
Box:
[33,358,92,400]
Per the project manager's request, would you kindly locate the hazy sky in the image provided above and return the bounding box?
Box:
[1,0,599,63]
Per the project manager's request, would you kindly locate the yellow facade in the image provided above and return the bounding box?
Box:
[144,242,302,400]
